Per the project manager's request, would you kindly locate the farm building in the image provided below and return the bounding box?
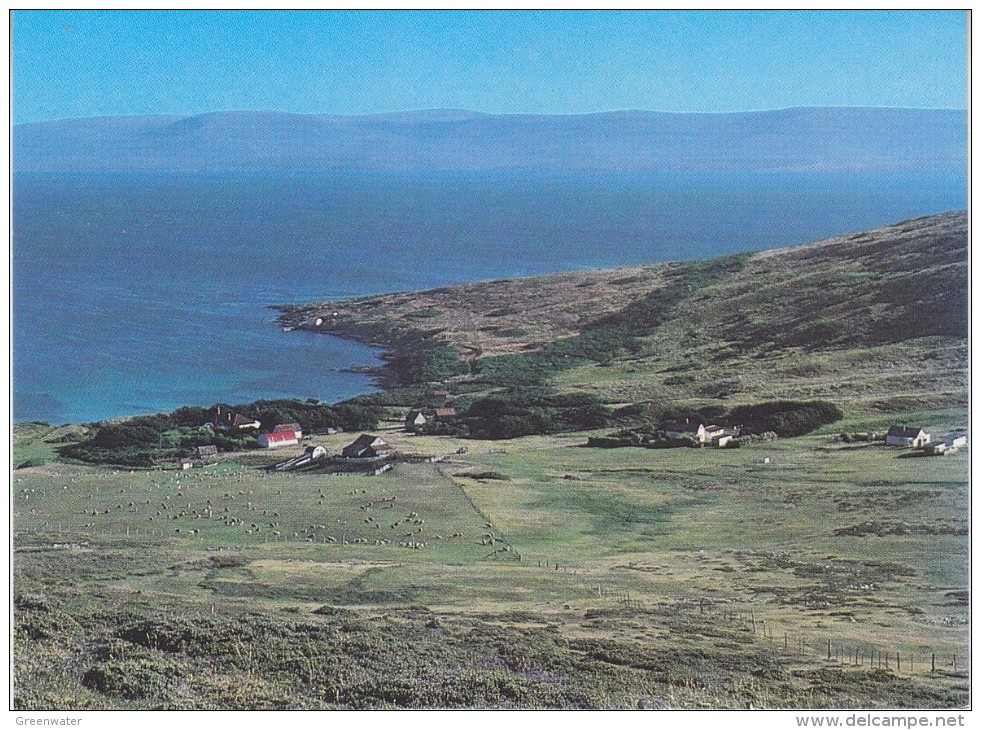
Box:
[178,457,193,470]
[434,407,457,421]
[342,434,396,459]
[431,389,450,399]
[662,421,707,443]
[885,426,931,448]
[942,432,968,449]
[194,445,219,459]
[405,410,428,431]
[258,431,300,449]
[229,413,262,431]
[273,422,303,439]
[925,432,968,455]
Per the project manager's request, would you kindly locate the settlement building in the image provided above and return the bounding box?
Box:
[885,426,931,448]
[405,411,429,431]
[194,445,219,460]
[342,434,396,459]
[258,430,300,449]
[273,422,303,439]
[662,421,707,443]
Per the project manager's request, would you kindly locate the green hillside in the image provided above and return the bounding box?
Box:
[281,211,967,415]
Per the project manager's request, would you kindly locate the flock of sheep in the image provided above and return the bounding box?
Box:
[16,464,487,555]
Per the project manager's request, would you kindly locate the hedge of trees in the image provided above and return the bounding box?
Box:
[60,398,384,466]
[726,400,843,438]
[387,341,469,384]
[414,388,609,440]
[586,399,842,449]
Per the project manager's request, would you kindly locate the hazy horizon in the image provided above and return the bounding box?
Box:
[13,11,966,125]
[15,103,970,127]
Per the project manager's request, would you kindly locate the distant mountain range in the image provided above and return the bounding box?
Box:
[14,107,965,174]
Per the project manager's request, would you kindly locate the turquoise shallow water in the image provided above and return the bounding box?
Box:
[12,170,966,424]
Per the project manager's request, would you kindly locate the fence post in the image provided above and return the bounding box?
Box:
[931,653,936,673]
[827,639,831,661]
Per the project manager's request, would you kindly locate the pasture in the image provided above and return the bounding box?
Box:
[12,419,970,708]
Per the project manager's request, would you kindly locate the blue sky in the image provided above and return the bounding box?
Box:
[12,10,968,124]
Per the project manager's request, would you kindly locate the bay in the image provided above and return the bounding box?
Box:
[12,170,966,424]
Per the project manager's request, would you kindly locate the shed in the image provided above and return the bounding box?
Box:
[178,457,193,470]
[195,445,219,459]
[942,432,968,449]
[342,434,395,459]
[434,407,457,421]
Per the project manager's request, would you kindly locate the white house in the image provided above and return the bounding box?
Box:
[405,410,428,431]
[885,425,931,448]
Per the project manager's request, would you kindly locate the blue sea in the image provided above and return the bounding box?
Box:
[12,170,966,424]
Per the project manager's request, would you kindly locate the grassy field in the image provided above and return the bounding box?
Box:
[13,415,969,709]
[13,214,968,708]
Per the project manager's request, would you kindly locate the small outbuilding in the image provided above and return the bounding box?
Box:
[195,445,219,459]
[178,457,193,470]
[434,407,457,421]
[942,432,968,449]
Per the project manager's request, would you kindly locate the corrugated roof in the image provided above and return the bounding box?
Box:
[886,425,925,438]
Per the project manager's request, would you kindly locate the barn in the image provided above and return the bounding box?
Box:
[342,434,396,459]
[258,430,300,449]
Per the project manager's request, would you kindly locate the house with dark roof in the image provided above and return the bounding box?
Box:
[229,413,261,431]
[885,425,931,448]
[341,434,396,459]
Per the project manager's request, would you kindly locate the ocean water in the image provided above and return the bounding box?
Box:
[12,170,966,424]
